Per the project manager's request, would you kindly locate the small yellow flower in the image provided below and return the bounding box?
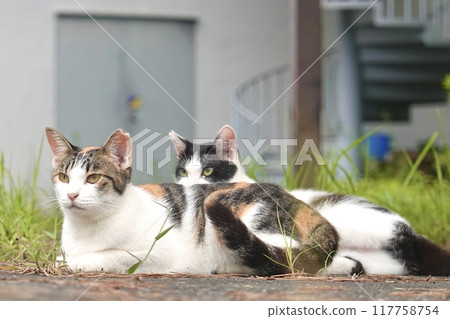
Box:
[442,73,450,92]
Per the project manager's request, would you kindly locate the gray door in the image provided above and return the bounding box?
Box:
[57,16,195,183]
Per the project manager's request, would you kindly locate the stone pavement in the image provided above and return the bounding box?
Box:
[0,271,449,301]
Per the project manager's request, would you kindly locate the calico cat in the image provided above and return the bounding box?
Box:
[169,125,450,276]
[46,127,339,275]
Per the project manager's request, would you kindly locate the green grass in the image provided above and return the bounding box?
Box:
[0,149,62,273]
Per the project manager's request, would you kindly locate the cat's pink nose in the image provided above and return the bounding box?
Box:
[68,193,79,202]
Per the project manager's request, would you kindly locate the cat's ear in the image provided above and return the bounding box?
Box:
[214,125,238,162]
[169,131,188,160]
[45,127,76,169]
[101,129,132,170]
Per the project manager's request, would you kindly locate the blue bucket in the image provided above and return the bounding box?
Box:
[367,133,391,161]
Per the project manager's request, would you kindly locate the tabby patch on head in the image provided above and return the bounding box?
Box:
[46,127,132,219]
[169,125,250,185]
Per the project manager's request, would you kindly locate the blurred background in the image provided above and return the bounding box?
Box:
[1,0,450,187]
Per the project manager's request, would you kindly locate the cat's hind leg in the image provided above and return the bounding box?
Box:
[204,198,288,276]
[317,253,364,276]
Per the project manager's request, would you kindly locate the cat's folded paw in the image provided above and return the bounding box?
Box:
[317,255,364,276]
[66,255,110,273]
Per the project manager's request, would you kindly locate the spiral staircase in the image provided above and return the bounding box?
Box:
[231,0,450,182]
[324,0,450,121]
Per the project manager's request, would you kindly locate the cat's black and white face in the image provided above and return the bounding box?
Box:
[46,128,132,219]
[169,125,252,185]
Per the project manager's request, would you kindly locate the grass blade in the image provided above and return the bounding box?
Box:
[403,132,438,186]
[155,225,174,241]
[127,261,142,274]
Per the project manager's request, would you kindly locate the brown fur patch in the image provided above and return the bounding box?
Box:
[205,185,256,220]
[51,172,60,183]
[138,184,166,200]
[207,183,252,202]
[232,182,251,190]
[294,204,326,240]
[235,203,254,218]
[80,146,100,154]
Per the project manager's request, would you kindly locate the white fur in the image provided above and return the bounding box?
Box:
[228,162,254,184]
[315,193,408,275]
[240,203,300,250]
[177,153,206,185]
[56,169,252,274]
[330,250,406,275]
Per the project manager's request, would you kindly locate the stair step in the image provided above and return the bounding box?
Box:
[323,1,375,10]
[356,26,424,45]
[362,102,410,121]
[362,65,449,83]
[363,83,445,102]
[359,46,450,64]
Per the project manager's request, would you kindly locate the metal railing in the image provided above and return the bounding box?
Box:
[374,0,425,26]
[423,0,450,44]
[231,64,292,182]
[231,64,291,143]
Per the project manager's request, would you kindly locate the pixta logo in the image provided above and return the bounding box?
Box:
[131,129,325,176]
[131,129,172,176]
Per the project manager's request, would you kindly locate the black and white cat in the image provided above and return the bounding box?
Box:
[46,127,339,275]
[169,125,450,276]
[169,127,252,185]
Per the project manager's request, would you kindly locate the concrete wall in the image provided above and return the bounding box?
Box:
[320,9,363,175]
[0,0,290,187]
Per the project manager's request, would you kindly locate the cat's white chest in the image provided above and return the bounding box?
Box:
[61,186,168,258]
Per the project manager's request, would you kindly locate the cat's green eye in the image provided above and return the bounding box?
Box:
[87,174,101,184]
[59,173,69,183]
[178,168,188,177]
[202,167,214,177]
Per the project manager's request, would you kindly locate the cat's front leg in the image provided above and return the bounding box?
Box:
[66,250,142,273]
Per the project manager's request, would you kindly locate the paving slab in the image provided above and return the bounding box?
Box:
[0,270,448,301]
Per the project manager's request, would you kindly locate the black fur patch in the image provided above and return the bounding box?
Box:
[160,184,187,227]
[387,222,450,276]
[310,194,350,208]
[101,175,124,195]
[191,183,235,244]
[344,256,365,275]
[205,198,287,275]
[192,184,208,244]
[368,204,393,214]
[201,160,238,182]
